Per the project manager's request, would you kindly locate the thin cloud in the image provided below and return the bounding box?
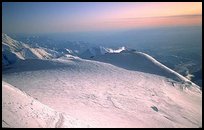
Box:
[104,14,202,23]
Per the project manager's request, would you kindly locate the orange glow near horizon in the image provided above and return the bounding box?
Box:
[68,2,202,32]
[98,15,202,30]
[81,2,202,31]
[105,2,202,19]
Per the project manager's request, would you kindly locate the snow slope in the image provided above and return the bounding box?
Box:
[2,55,202,128]
[2,81,90,128]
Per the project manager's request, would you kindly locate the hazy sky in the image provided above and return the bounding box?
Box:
[2,2,202,34]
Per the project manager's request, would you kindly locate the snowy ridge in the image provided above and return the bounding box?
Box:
[2,33,54,65]
[80,46,127,59]
[2,33,24,51]
[89,50,201,88]
[107,46,126,53]
[135,52,200,89]
[80,46,108,58]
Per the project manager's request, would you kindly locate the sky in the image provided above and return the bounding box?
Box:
[2,2,202,34]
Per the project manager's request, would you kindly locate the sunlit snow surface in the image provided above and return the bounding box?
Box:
[2,54,202,128]
[2,81,90,128]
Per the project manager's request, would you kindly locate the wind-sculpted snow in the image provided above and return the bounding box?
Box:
[2,81,91,128]
[2,56,202,128]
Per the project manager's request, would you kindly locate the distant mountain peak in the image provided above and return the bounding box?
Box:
[106,46,126,53]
